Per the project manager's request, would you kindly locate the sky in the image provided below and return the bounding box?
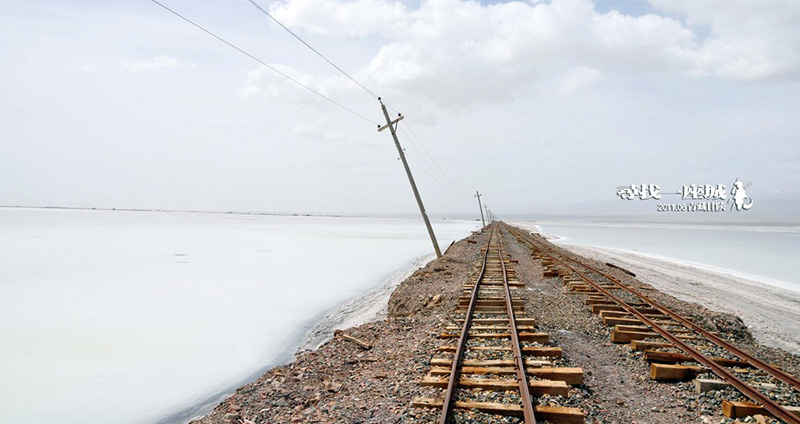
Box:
[1,0,799,218]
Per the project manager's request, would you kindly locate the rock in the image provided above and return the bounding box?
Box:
[325,381,343,392]
[223,413,240,421]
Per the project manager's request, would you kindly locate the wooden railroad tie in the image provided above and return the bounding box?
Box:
[611,328,701,344]
[411,398,585,424]
[333,330,371,350]
[615,325,694,335]
[438,332,550,344]
[644,350,751,368]
[437,345,563,357]
[428,366,584,385]
[649,363,705,381]
[457,298,524,306]
[420,375,569,396]
[454,317,536,325]
[694,378,778,394]
[630,340,674,351]
[601,316,675,327]
[599,310,663,319]
[569,283,615,291]
[430,358,552,368]
[592,304,662,315]
[444,325,537,332]
[455,305,525,313]
[722,400,800,419]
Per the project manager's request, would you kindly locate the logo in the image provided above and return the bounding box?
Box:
[730,178,753,211]
[616,179,754,212]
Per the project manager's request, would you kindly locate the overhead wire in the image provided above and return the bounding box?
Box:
[148,0,378,126]
[245,0,378,100]
[399,125,472,197]
[382,131,470,199]
[398,126,472,197]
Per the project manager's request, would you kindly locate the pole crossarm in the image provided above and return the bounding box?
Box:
[377,115,404,133]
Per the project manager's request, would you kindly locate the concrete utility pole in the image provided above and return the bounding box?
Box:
[377,98,442,258]
[484,204,490,223]
[474,191,485,227]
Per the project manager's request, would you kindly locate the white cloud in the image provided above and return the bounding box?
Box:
[117,55,187,73]
[268,0,410,37]
[291,119,343,142]
[76,55,191,74]
[253,0,800,112]
[241,63,359,106]
[559,66,603,94]
[647,0,800,80]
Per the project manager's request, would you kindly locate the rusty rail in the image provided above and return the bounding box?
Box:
[439,226,493,423]
[497,228,537,423]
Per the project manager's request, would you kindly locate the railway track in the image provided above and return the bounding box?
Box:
[505,223,800,423]
[413,224,585,423]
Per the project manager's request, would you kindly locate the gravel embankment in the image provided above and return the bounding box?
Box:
[190,229,490,424]
[190,223,800,424]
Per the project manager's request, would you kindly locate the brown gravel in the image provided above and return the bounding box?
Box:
[189,223,800,424]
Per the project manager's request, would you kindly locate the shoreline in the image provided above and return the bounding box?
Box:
[296,254,435,353]
[162,254,435,424]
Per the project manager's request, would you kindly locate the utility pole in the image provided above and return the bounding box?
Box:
[484,204,490,223]
[377,98,442,258]
[474,191,485,227]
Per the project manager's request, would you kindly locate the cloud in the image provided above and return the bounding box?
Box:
[559,66,603,94]
[117,55,187,73]
[647,0,800,80]
[252,0,800,112]
[268,0,410,37]
[241,63,350,103]
[77,56,191,74]
[291,119,344,142]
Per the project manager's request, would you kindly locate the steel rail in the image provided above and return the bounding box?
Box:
[439,225,494,423]
[497,227,537,423]
[507,224,800,424]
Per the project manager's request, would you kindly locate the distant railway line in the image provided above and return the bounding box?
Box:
[506,223,800,423]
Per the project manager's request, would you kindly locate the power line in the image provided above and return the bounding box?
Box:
[399,124,472,197]
[401,131,472,197]
[148,0,378,126]
[405,122,469,195]
[407,153,468,198]
[245,0,378,99]
[384,131,470,199]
